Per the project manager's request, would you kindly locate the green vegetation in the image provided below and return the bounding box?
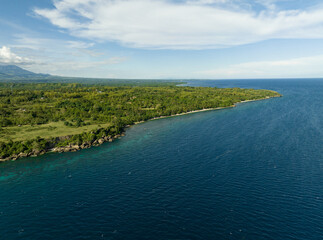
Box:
[0,82,281,160]
[0,121,112,142]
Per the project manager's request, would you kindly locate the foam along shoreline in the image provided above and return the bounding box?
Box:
[0,95,281,162]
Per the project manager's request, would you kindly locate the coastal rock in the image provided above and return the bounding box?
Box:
[72,145,80,150]
[81,142,90,149]
[51,147,58,152]
[39,151,46,155]
[18,153,28,158]
[33,150,41,155]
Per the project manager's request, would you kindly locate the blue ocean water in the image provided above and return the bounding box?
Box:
[0,79,323,240]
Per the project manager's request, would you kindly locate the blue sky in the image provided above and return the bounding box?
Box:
[1,0,323,79]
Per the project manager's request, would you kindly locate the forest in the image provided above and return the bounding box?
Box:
[0,82,281,160]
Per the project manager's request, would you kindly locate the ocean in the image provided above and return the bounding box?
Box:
[0,79,322,239]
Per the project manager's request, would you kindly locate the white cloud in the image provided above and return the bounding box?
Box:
[40,59,124,71]
[3,34,127,77]
[188,0,230,4]
[11,35,93,51]
[67,41,94,49]
[34,0,323,49]
[106,56,127,64]
[0,46,33,64]
[196,55,323,78]
[25,56,128,77]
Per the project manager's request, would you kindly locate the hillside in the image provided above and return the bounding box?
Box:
[0,65,50,79]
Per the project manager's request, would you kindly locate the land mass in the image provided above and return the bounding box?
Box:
[0,65,51,80]
[0,82,281,162]
[0,64,185,86]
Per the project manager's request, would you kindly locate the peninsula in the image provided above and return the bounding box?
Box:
[0,82,281,161]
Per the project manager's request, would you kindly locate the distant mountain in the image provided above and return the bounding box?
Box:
[0,72,10,78]
[0,65,50,80]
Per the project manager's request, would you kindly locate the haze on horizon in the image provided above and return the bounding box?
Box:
[1,0,323,79]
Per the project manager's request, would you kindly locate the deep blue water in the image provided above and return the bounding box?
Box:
[1,79,323,240]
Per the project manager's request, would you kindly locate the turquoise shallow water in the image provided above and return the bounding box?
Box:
[0,79,323,239]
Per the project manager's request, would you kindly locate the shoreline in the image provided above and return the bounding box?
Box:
[134,95,278,125]
[0,95,281,162]
[132,106,234,125]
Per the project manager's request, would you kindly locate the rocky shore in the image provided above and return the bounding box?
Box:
[0,133,125,162]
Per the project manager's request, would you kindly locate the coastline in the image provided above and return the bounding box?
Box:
[0,95,281,162]
[133,106,233,124]
[134,95,278,124]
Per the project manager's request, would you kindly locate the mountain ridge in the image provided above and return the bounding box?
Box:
[0,65,50,79]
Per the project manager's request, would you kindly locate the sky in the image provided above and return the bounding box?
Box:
[1,0,323,79]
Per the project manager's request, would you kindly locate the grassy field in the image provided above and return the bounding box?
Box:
[0,121,111,142]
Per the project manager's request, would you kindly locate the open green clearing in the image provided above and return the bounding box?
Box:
[0,121,111,142]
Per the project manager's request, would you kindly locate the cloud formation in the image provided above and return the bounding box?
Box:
[34,0,323,49]
[0,46,33,64]
[197,55,323,78]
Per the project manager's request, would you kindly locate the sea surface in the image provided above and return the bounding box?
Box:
[1,79,323,240]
